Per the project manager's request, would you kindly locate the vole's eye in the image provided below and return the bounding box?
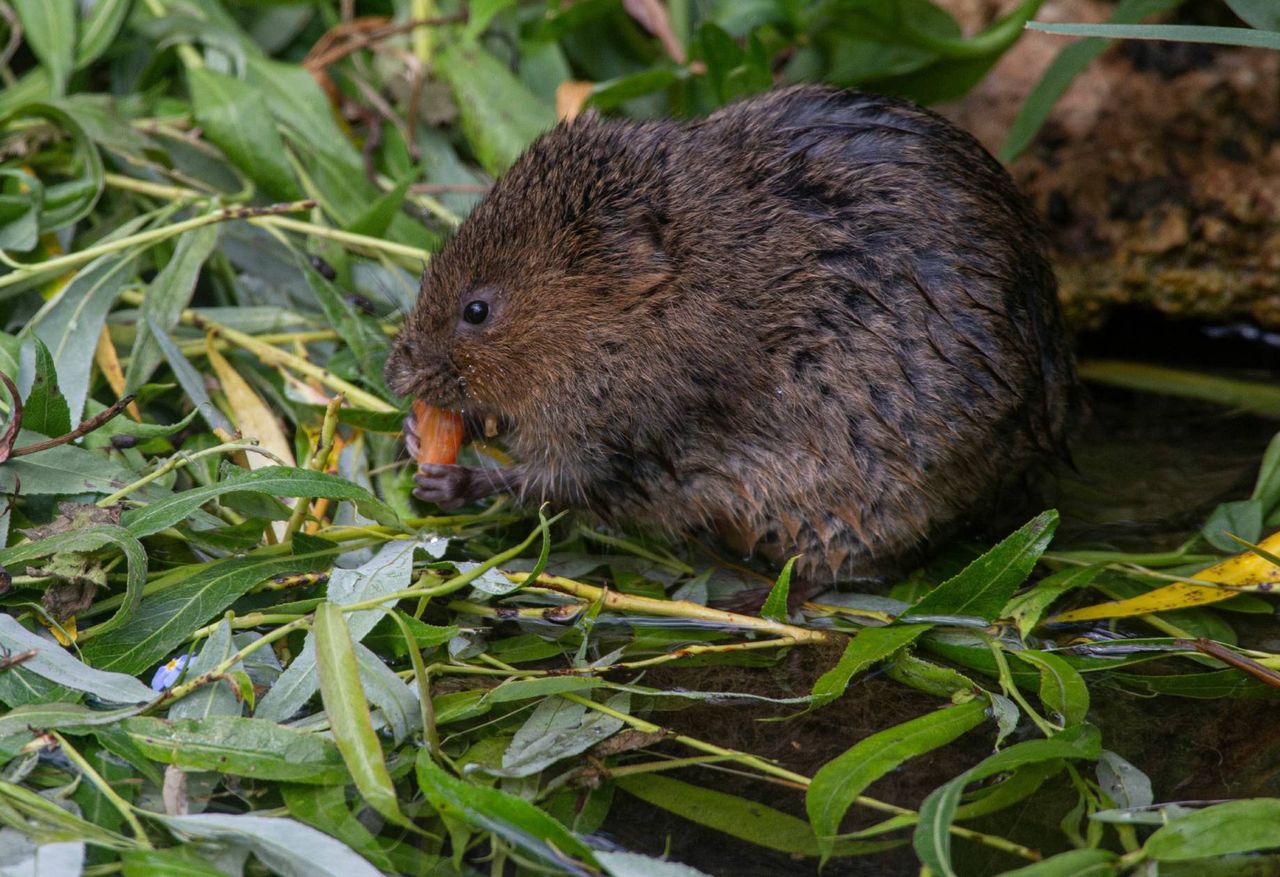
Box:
[462,301,489,325]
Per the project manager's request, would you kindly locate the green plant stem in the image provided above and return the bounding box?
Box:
[339,517,562,614]
[520,573,833,644]
[104,171,204,203]
[49,731,152,848]
[0,201,316,290]
[283,394,343,539]
[97,441,284,507]
[987,640,1057,737]
[248,214,432,264]
[563,693,1040,862]
[161,614,315,706]
[390,610,441,756]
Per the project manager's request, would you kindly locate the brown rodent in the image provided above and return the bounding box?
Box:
[385,85,1077,596]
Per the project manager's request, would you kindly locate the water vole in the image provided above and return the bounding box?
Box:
[385,85,1077,595]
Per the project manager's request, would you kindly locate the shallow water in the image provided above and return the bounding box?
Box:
[597,324,1280,875]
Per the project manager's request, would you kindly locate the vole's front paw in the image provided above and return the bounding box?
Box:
[413,464,478,510]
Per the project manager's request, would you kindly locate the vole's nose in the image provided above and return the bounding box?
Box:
[385,342,461,407]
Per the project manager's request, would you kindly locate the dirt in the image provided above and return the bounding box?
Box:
[938,0,1280,329]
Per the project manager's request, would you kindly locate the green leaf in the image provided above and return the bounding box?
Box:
[807,699,988,858]
[914,724,1102,876]
[1203,498,1264,552]
[1145,799,1280,861]
[279,786,399,873]
[76,0,131,69]
[121,465,398,538]
[1252,431,1280,515]
[1227,0,1280,30]
[0,434,137,496]
[416,749,599,869]
[1096,750,1152,810]
[0,523,146,637]
[585,69,680,112]
[997,848,1118,877]
[81,545,340,674]
[464,0,519,40]
[811,624,930,708]
[1015,649,1090,727]
[122,847,230,877]
[909,511,1058,622]
[1004,565,1103,638]
[760,555,798,622]
[1027,22,1280,51]
[492,692,628,778]
[0,103,104,230]
[699,21,745,103]
[348,176,412,239]
[123,716,349,785]
[188,66,302,201]
[1002,0,1182,160]
[0,702,146,740]
[484,676,606,705]
[12,0,75,95]
[19,336,72,438]
[314,602,406,826]
[168,619,241,721]
[25,251,136,424]
[436,43,557,176]
[0,168,42,252]
[126,225,220,394]
[154,813,384,877]
[617,773,899,858]
[0,615,154,705]
[300,258,389,392]
[257,539,425,722]
[146,318,233,434]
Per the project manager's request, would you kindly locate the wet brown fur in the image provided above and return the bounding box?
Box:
[385,85,1078,587]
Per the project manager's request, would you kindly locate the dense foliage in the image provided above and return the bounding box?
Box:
[0,1,1279,875]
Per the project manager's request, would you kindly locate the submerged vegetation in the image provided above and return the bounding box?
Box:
[0,1,1279,875]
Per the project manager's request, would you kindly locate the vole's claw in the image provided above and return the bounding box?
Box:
[413,463,472,510]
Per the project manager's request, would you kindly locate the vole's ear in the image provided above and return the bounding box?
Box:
[621,207,673,296]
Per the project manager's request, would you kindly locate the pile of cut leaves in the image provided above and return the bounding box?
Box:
[2,2,1280,876]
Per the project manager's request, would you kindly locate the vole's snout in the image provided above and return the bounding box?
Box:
[384,339,464,408]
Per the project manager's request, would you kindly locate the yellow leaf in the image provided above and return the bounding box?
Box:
[556,80,595,122]
[205,337,296,469]
[94,326,141,421]
[39,615,77,646]
[206,337,298,541]
[1050,528,1280,623]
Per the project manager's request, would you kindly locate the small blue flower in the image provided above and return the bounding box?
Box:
[150,654,190,691]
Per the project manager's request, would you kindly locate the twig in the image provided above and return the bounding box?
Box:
[0,371,22,462]
[9,394,136,457]
[0,201,316,289]
[520,572,833,644]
